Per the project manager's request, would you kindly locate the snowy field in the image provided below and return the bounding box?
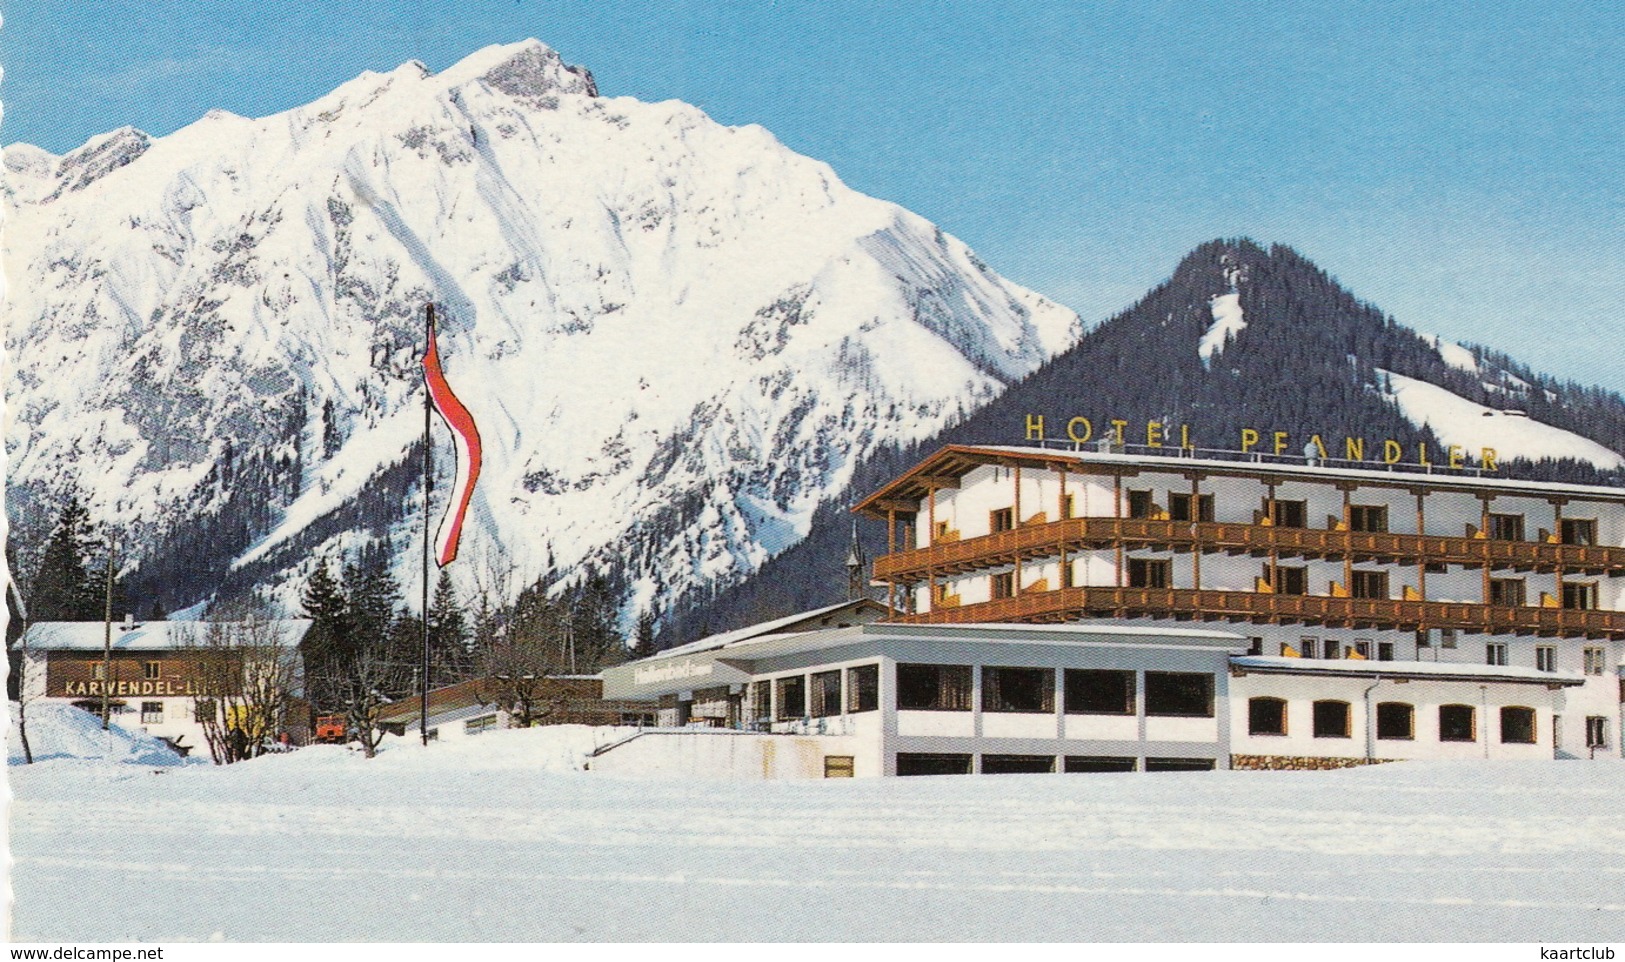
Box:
[9,706,1625,942]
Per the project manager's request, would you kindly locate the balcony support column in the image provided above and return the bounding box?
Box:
[1013,465,1023,596]
[1190,475,1203,593]
[1415,490,1428,601]
[1342,485,1354,592]
[1114,472,1124,588]
[1480,495,1493,604]
[1553,499,1566,623]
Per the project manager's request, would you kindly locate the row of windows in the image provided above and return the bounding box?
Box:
[89,661,166,681]
[1246,698,1541,743]
[896,752,1216,776]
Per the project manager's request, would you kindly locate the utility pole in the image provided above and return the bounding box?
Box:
[11,580,33,764]
[100,541,117,731]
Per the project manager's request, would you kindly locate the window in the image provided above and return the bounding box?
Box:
[1313,700,1351,738]
[933,520,952,541]
[1247,636,1264,656]
[1376,702,1414,740]
[142,661,160,680]
[750,682,772,724]
[1377,641,1395,662]
[982,667,1054,713]
[1583,647,1607,676]
[1486,643,1508,667]
[1145,757,1215,772]
[991,571,1015,599]
[1248,697,1287,736]
[1297,636,1318,659]
[1144,672,1213,718]
[989,507,1015,533]
[140,702,163,725]
[981,754,1055,774]
[775,675,807,721]
[896,753,972,776]
[465,714,499,736]
[1489,578,1527,607]
[1536,646,1556,672]
[1561,518,1597,546]
[1267,499,1307,528]
[810,670,842,718]
[1352,640,1372,660]
[1350,570,1389,599]
[846,664,879,713]
[1169,493,1214,522]
[1323,639,1341,660]
[92,663,106,681]
[1488,513,1525,541]
[1127,489,1156,519]
[823,756,855,778]
[1562,581,1597,611]
[1065,756,1136,773]
[1440,628,1458,649]
[1128,558,1171,589]
[194,699,216,724]
[1273,566,1308,595]
[1500,706,1537,744]
[1586,716,1609,750]
[1350,505,1388,533]
[896,664,972,711]
[1438,704,1476,742]
[1065,670,1135,715]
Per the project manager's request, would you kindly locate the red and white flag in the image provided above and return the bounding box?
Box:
[423,321,483,566]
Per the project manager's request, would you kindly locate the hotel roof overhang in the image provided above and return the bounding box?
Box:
[1229,655,1588,687]
[17,620,314,652]
[603,621,1249,700]
[851,443,1625,518]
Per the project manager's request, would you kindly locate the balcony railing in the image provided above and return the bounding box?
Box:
[890,585,1625,639]
[872,516,1625,581]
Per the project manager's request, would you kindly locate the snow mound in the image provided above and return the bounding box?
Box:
[1422,333,1479,373]
[234,723,640,774]
[8,702,194,767]
[1381,370,1624,469]
[1199,292,1245,366]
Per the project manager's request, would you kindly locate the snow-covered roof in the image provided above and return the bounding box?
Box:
[646,599,890,662]
[18,620,312,652]
[1230,655,1586,687]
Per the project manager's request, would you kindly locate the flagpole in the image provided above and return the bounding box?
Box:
[421,303,434,747]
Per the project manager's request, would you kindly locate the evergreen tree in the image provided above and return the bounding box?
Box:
[426,570,471,687]
[32,493,107,621]
[631,610,658,659]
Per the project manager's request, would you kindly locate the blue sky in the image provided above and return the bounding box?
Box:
[5,1,1620,388]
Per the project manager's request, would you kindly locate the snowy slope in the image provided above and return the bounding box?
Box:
[8,702,195,767]
[1381,371,1624,469]
[3,39,1079,615]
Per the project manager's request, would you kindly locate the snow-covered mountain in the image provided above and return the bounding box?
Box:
[4,40,1079,616]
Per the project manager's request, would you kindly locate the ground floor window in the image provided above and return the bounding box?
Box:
[846,664,879,713]
[1438,704,1476,742]
[1376,702,1414,740]
[896,753,972,776]
[897,663,972,711]
[823,756,855,778]
[1144,672,1213,717]
[1586,716,1609,750]
[1313,700,1351,738]
[1500,706,1536,744]
[1145,757,1215,772]
[775,675,807,721]
[982,666,1054,713]
[810,670,842,718]
[981,754,1055,774]
[465,713,499,736]
[750,682,772,726]
[1064,669,1134,715]
[1064,756,1137,773]
[140,702,163,725]
[1248,697,1287,736]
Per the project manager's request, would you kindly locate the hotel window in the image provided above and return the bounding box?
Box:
[1064,670,1135,715]
[1377,641,1395,662]
[1297,637,1318,659]
[1561,581,1597,611]
[92,663,106,681]
[1270,499,1308,528]
[1169,492,1214,523]
[1273,566,1308,596]
[1583,647,1607,675]
[143,661,161,680]
[140,702,163,725]
[846,664,879,713]
[1439,628,1458,649]
[465,714,498,736]
[1499,706,1537,744]
[896,664,972,711]
[1349,505,1388,533]
[1350,570,1389,600]
[1127,558,1170,589]
[1489,578,1527,607]
[1247,637,1264,656]
[1127,489,1156,519]
[1586,716,1609,750]
[989,507,1015,534]
[1247,697,1287,736]
[1323,638,1341,660]
[1485,643,1508,666]
[1064,756,1136,773]
[1145,758,1216,772]
[1376,702,1414,740]
[991,571,1015,599]
[895,753,972,776]
[1144,672,1213,718]
[775,675,807,721]
[1352,640,1372,659]
[981,754,1056,774]
[823,756,855,778]
[982,667,1054,714]
[1438,704,1476,742]
[810,670,843,718]
[1313,700,1351,738]
[1560,518,1597,546]
[1488,513,1525,541]
[1536,646,1557,672]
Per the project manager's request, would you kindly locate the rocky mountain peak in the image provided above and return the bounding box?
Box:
[437,38,598,99]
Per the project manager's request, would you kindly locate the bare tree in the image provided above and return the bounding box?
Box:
[312,632,408,758]
[184,618,301,765]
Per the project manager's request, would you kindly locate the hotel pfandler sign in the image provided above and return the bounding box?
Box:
[1023,414,1501,472]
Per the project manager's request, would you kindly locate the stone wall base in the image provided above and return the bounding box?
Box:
[1230,754,1396,771]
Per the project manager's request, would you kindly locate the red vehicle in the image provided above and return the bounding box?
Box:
[314,714,347,744]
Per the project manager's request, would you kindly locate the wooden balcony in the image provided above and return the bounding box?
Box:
[890,585,1625,639]
[872,516,1625,581]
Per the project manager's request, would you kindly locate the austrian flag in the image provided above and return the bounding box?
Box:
[422,319,483,566]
